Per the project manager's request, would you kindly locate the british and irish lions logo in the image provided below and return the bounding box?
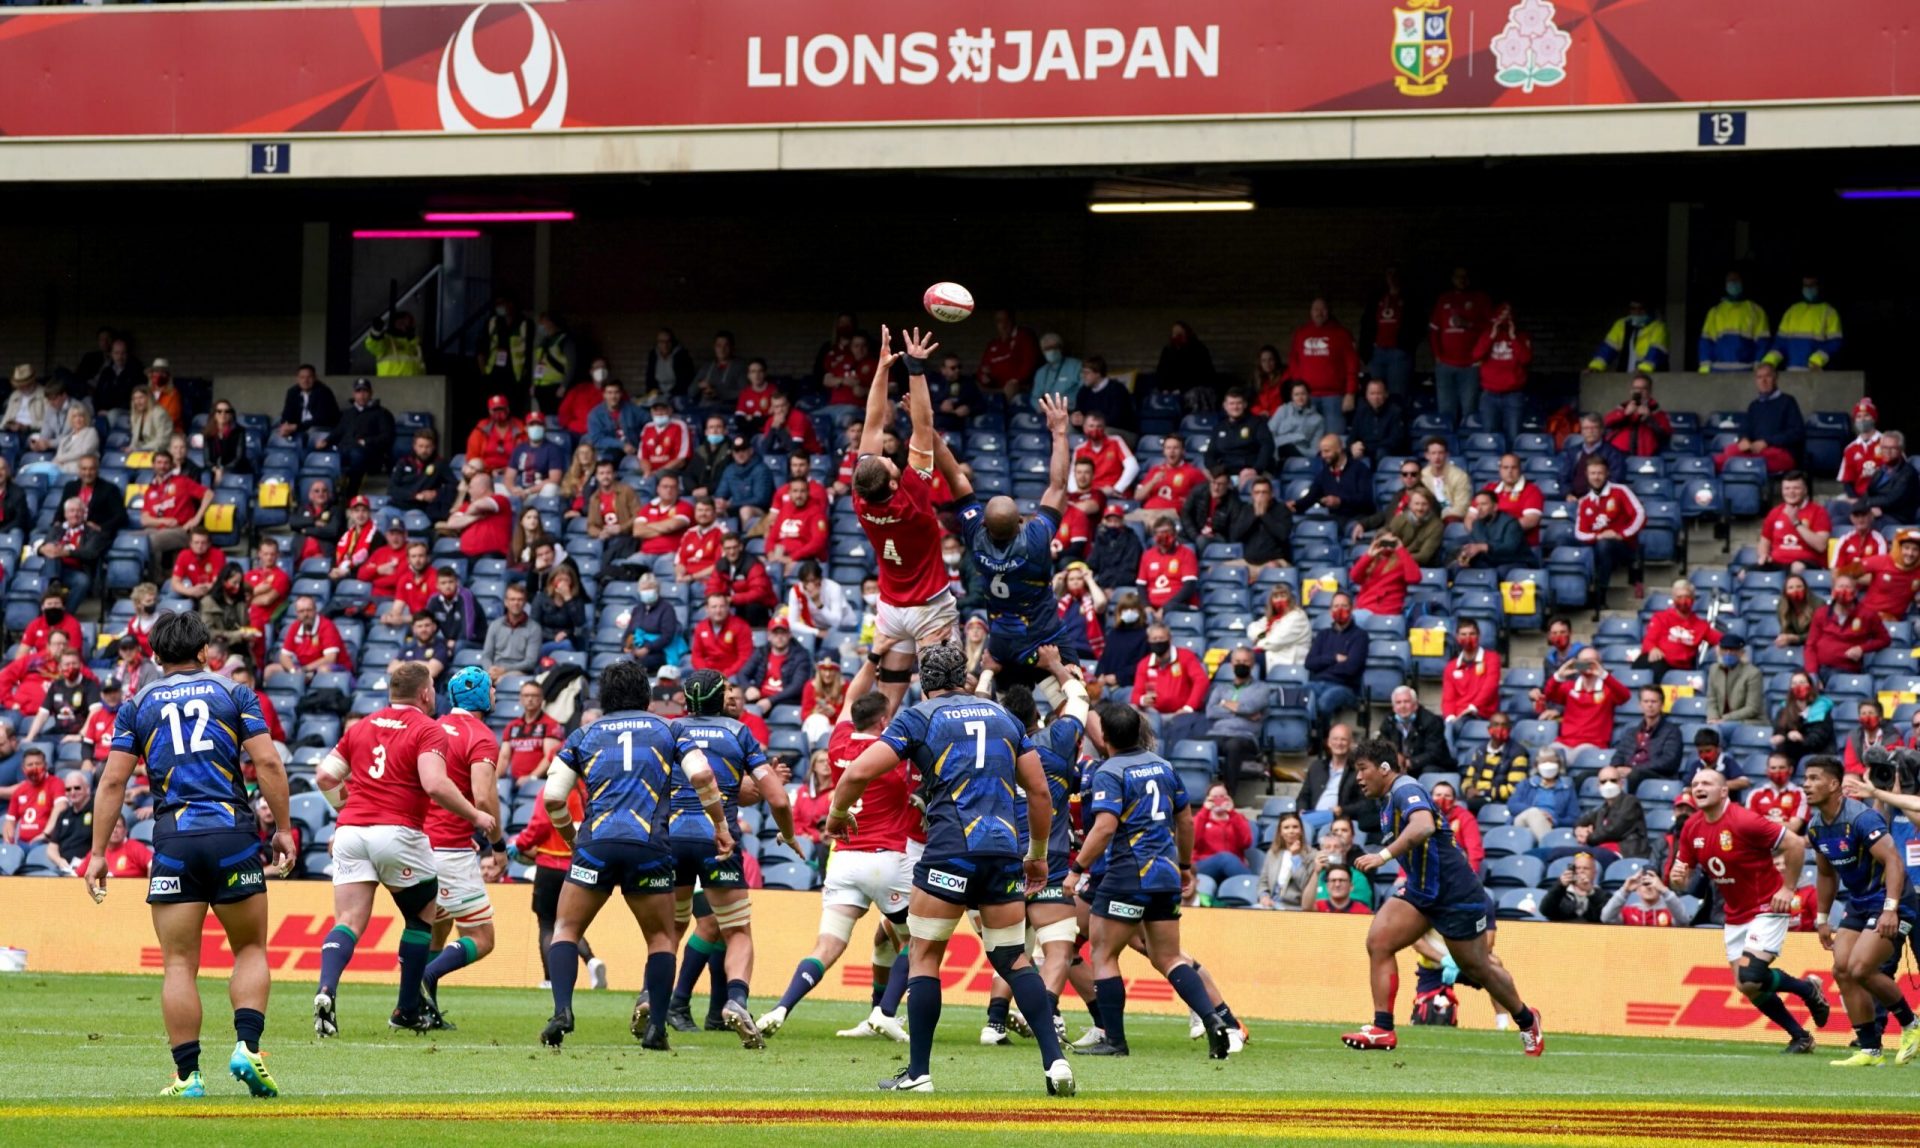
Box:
[1393,0,1569,98]
[437,2,570,132]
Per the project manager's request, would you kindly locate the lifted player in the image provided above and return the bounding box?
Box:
[852,326,959,710]
[541,659,733,1049]
[314,662,496,1037]
[419,666,507,1030]
[1669,767,1830,1054]
[759,651,911,1040]
[829,644,1073,1097]
[1804,757,1920,1066]
[88,610,293,1098]
[1342,738,1543,1055]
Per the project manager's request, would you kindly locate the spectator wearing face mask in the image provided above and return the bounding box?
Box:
[1843,699,1897,777]
[622,574,683,672]
[1539,616,1587,680]
[1030,333,1082,408]
[1133,624,1209,742]
[1192,783,1255,882]
[1094,591,1150,693]
[1207,647,1271,781]
[1771,671,1835,767]
[558,360,612,436]
[1615,686,1684,792]
[1508,751,1578,838]
[1074,413,1139,498]
[1541,852,1605,922]
[1705,634,1762,732]
[1602,870,1690,926]
[1696,271,1772,374]
[1248,582,1310,670]
[1440,619,1500,758]
[1428,781,1483,872]
[1633,578,1720,671]
[1837,398,1882,497]
[1804,573,1890,676]
[1747,753,1808,831]
[1586,299,1670,374]
[1573,765,1650,859]
[1459,712,1529,812]
[1136,516,1200,616]
[1304,595,1368,742]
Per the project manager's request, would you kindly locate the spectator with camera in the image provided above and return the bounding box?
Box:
[1350,528,1422,620]
[1602,870,1690,926]
[1541,852,1606,922]
[1540,650,1629,748]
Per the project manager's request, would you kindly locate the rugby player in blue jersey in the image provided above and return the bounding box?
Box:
[87,610,294,1098]
[1342,738,1543,1055]
[1064,700,1232,1059]
[827,643,1074,1096]
[1805,757,1920,1066]
[537,659,733,1050]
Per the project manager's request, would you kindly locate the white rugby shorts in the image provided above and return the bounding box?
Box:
[1723,912,1791,963]
[822,848,911,914]
[433,847,495,926]
[332,824,437,889]
[876,592,958,652]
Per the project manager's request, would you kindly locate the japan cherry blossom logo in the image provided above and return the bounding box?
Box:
[1490,0,1571,93]
[437,2,570,132]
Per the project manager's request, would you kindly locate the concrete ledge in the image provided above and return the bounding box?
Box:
[214,374,449,438]
[1580,371,1865,417]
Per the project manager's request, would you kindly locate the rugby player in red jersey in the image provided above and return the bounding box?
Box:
[312,662,496,1037]
[418,667,508,1030]
[1669,768,1831,1053]
[757,651,912,1040]
[851,326,958,711]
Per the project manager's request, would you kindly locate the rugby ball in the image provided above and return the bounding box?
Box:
[923,282,975,324]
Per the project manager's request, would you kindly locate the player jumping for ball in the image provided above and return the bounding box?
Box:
[1668,768,1831,1054]
[852,325,959,712]
[1342,738,1543,1055]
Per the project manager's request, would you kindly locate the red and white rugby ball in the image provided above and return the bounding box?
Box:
[923,282,975,324]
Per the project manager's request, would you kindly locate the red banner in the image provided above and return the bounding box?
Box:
[0,0,1909,140]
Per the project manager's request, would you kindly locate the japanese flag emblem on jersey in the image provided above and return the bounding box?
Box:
[963,506,980,522]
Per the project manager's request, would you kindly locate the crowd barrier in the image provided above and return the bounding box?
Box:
[0,876,1885,1042]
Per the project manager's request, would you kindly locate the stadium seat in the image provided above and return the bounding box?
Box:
[1213,874,1260,908]
[1480,825,1535,858]
[1496,887,1546,920]
[761,861,816,891]
[1603,857,1653,889]
[1482,855,1544,889]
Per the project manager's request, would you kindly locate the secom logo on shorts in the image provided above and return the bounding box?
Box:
[149,877,182,896]
[926,869,967,893]
[1106,901,1145,920]
[569,865,598,883]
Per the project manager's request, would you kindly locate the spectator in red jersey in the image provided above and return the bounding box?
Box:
[1135,516,1200,616]
[674,497,727,584]
[1312,865,1372,915]
[1860,530,1920,621]
[1601,372,1673,458]
[328,495,378,581]
[1540,650,1630,748]
[739,617,813,715]
[820,329,872,407]
[1770,671,1835,767]
[1482,454,1544,546]
[789,749,836,846]
[1831,503,1886,575]
[757,392,822,458]
[1132,622,1208,724]
[357,519,413,598]
[78,813,151,881]
[1634,578,1721,671]
[1804,573,1889,676]
[134,448,211,579]
[1134,436,1207,513]
[631,472,693,561]
[765,477,828,577]
[1755,471,1830,573]
[0,635,64,724]
[1574,456,1646,602]
[735,357,778,429]
[1428,266,1492,426]
[978,308,1040,396]
[1748,752,1808,830]
[1429,780,1484,872]
[1777,852,1819,934]
[18,586,81,656]
[438,460,511,561]
[1472,304,1532,444]
[773,451,829,518]
[1440,618,1501,755]
[1,750,57,845]
[706,532,778,626]
[556,360,609,437]
[1192,783,1255,882]
[1349,529,1422,620]
[1842,698,1897,776]
[79,679,123,767]
[1603,869,1690,926]
[376,541,435,628]
[1074,412,1138,499]
[1286,298,1360,436]
[638,397,690,478]
[465,393,524,471]
[691,592,754,677]
[267,594,350,682]
[1053,483,1095,561]
[1250,344,1287,417]
[1362,267,1417,401]
[1836,398,1883,498]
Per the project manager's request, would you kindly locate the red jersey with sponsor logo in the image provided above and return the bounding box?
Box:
[141,474,206,526]
[676,524,726,575]
[1834,527,1887,574]
[767,500,828,561]
[335,704,450,831]
[1839,434,1882,497]
[424,710,499,849]
[1485,479,1546,547]
[1747,782,1807,827]
[736,384,776,423]
[171,546,225,589]
[1136,544,1199,609]
[1134,462,1207,512]
[1675,801,1785,926]
[1617,901,1675,927]
[389,565,434,614]
[1641,607,1721,669]
[503,713,564,780]
[854,464,948,607]
[641,420,691,471]
[829,719,912,853]
[1760,502,1831,569]
[637,497,693,556]
[6,772,59,845]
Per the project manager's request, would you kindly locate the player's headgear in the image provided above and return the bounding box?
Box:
[447,665,493,713]
[684,668,728,716]
[918,644,970,694]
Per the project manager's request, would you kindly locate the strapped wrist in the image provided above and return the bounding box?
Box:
[904,355,928,376]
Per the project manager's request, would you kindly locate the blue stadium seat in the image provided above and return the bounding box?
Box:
[1214,874,1260,907]
[1481,825,1535,858]
[1483,855,1544,889]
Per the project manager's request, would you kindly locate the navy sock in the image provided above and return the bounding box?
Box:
[1769,969,1815,999]
[1751,992,1807,1039]
[1048,991,1061,1022]
[645,951,675,1030]
[1857,1021,1884,1052]
[986,996,1011,1027]
[1213,1000,1239,1028]
[780,958,826,1011]
[1166,963,1216,1025]
[707,948,729,1020]
[1374,1010,1395,1031]
[727,978,750,1008]
[1005,966,1065,1065]
[171,1040,200,1077]
[396,925,432,1013]
[232,1008,265,1054]
[672,937,712,1007]
[424,937,478,993]
[879,950,910,1017]
[317,924,358,996]
[548,941,581,1015]
[1893,1000,1917,1027]
[906,976,941,1077]
[1512,1005,1535,1030]
[1086,996,1104,1028]
[1095,977,1128,1047]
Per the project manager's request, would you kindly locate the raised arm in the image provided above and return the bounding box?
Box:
[901,326,940,464]
[931,432,974,503]
[857,323,900,456]
[1039,393,1072,516]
